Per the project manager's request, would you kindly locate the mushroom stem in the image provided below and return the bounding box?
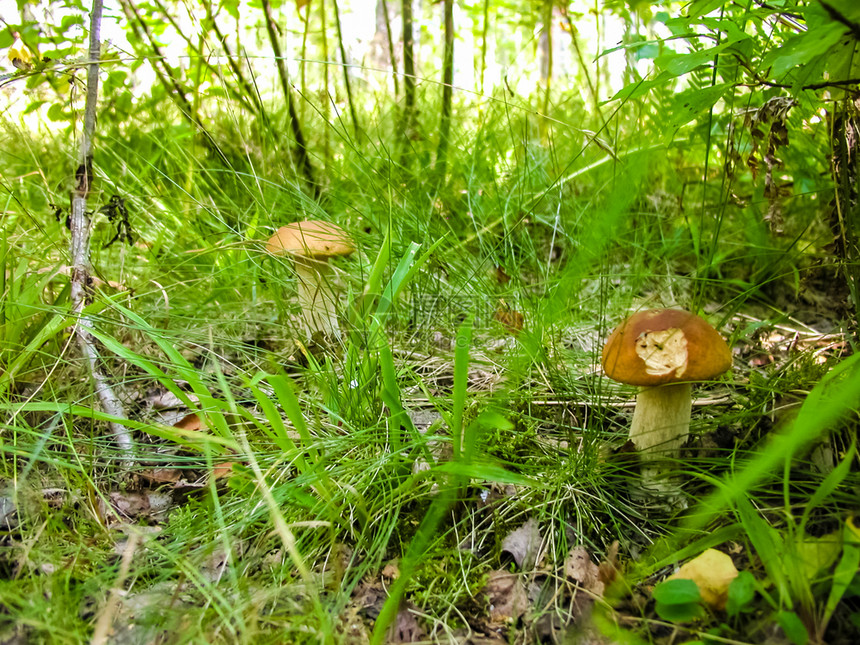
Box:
[294,258,342,340]
[629,382,692,494]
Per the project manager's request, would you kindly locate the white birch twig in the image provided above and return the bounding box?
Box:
[70,0,134,465]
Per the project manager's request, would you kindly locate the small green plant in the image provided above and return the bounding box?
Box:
[725,570,757,618]
[0,231,72,399]
[732,491,860,645]
[652,577,705,622]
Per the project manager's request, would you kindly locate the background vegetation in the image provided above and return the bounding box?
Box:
[1,0,859,643]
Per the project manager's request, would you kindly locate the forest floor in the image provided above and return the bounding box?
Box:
[3,262,859,645]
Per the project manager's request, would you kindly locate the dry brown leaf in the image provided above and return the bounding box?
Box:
[381,559,400,580]
[500,517,541,570]
[493,307,524,335]
[144,389,192,409]
[598,540,620,588]
[336,609,369,645]
[174,412,203,431]
[388,605,426,643]
[448,630,508,645]
[139,468,183,484]
[351,580,387,620]
[483,570,529,625]
[100,490,173,524]
[211,462,237,480]
[667,548,738,610]
[564,546,604,596]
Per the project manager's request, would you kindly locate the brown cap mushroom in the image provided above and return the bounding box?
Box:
[267,220,355,259]
[602,309,731,387]
[602,308,732,502]
[266,220,355,341]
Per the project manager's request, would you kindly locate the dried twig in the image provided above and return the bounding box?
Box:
[69,0,134,465]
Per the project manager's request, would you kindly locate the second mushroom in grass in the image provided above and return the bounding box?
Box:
[601,308,732,499]
[266,220,355,342]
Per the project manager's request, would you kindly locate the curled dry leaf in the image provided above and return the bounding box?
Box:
[667,548,738,610]
[334,579,385,643]
[139,468,183,485]
[388,604,426,643]
[211,461,237,480]
[493,307,524,335]
[174,413,204,431]
[144,389,194,410]
[483,570,529,625]
[381,559,400,580]
[100,490,174,524]
[564,546,605,596]
[500,517,541,570]
[598,540,620,588]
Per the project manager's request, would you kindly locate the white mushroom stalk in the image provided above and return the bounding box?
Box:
[630,382,693,494]
[293,255,343,339]
[266,220,355,342]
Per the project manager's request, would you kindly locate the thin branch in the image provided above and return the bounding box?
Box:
[332,0,361,138]
[398,0,417,164]
[70,0,134,465]
[434,0,454,179]
[207,11,265,118]
[117,0,232,167]
[380,0,399,96]
[260,0,318,196]
[820,1,860,41]
[745,78,860,91]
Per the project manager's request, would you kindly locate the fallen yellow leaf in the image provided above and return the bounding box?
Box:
[667,548,738,610]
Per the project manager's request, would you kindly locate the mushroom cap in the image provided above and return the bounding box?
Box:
[266,220,355,258]
[601,308,732,387]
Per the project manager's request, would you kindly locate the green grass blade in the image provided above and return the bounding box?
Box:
[684,352,860,533]
[450,316,473,461]
[823,518,860,627]
[735,495,791,606]
[799,442,856,536]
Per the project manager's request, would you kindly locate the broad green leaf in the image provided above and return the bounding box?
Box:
[653,578,706,623]
[450,316,473,461]
[687,0,726,19]
[668,83,731,130]
[736,496,790,604]
[655,600,705,622]
[795,532,842,580]
[762,27,844,78]
[47,103,71,122]
[653,578,702,605]
[433,460,532,486]
[221,0,240,20]
[636,42,660,60]
[726,571,757,617]
[655,41,732,77]
[378,330,415,455]
[799,443,856,535]
[776,611,809,645]
[824,519,860,625]
[58,14,84,34]
[267,372,318,459]
[610,72,672,102]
